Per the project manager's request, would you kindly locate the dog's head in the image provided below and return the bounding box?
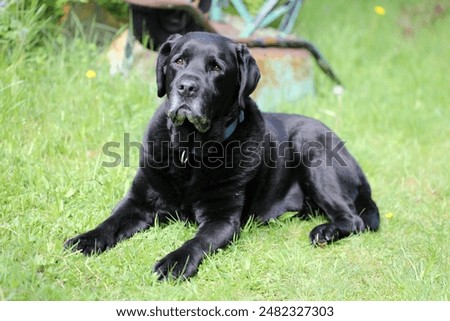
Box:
[156,32,260,134]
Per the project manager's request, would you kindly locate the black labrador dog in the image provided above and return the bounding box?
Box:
[65,32,379,280]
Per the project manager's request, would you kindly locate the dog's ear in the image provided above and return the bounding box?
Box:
[236,44,260,109]
[156,34,182,98]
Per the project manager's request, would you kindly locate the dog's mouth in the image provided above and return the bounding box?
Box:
[168,105,211,133]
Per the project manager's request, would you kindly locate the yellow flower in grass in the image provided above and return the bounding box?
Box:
[374,6,386,16]
[385,212,394,219]
[85,69,97,79]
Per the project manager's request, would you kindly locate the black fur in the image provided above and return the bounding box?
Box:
[65,32,379,280]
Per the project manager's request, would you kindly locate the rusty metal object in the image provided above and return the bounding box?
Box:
[244,38,341,85]
[209,14,341,86]
[249,47,313,110]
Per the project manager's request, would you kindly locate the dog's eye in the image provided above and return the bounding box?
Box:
[212,64,222,72]
[175,58,184,65]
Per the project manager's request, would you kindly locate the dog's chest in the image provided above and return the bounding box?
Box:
[167,163,208,197]
[162,164,211,220]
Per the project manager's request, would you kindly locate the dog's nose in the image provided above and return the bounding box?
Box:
[176,78,199,96]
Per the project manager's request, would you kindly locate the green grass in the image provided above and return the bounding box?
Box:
[0,0,449,300]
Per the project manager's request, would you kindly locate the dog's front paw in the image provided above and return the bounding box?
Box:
[153,248,201,281]
[64,229,112,255]
[309,223,339,246]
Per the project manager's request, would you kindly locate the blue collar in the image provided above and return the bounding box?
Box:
[181,110,245,163]
[223,110,245,141]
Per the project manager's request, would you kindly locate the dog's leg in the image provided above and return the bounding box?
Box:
[153,216,241,280]
[304,168,366,246]
[64,196,156,255]
[354,180,380,231]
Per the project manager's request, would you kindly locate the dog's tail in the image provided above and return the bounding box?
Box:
[355,182,380,231]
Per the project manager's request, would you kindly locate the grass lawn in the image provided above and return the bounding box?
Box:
[0,0,448,300]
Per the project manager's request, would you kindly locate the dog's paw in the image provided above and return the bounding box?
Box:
[153,248,201,281]
[64,229,112,255]
[309,223,339,246]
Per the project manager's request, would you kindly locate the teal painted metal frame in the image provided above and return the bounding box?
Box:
[209,0,303,37]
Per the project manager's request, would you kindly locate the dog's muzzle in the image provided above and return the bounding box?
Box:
[167,75,211,132]
[168,105,210,133]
